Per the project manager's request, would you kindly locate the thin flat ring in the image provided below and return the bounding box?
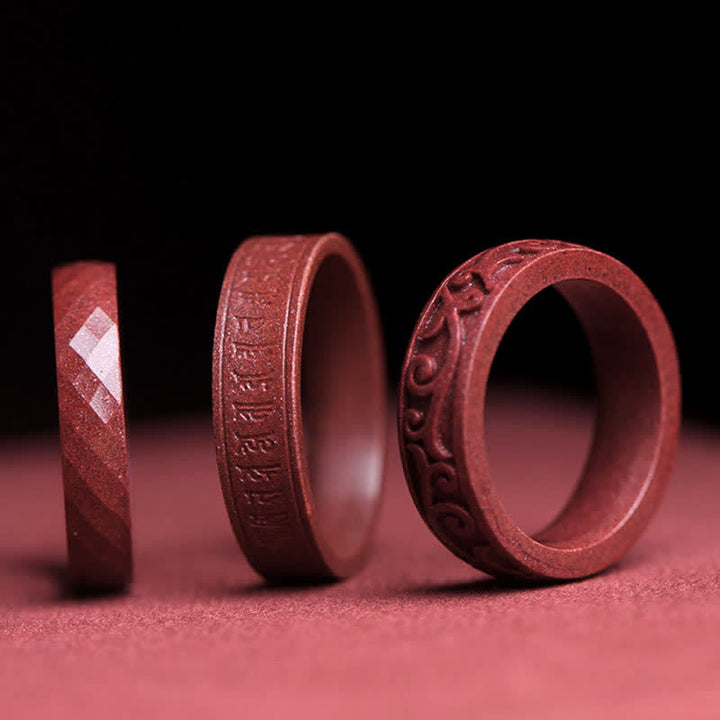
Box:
[52,261,133,589]
[399,239,681,581]
[213,234,387,581]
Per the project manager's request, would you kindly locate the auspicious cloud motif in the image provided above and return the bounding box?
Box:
[402,240,565,568]
[69,307,122,424]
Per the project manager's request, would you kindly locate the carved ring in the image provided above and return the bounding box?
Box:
[398,240,681,581]
[213,234,387,581]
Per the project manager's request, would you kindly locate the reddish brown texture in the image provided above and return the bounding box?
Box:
[399,239,681,580]
[52,261,132,589]
[0,397,718,718]
[212,234,387,581]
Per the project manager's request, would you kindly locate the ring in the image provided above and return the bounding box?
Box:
[213,234,387,581]
[52,261,133,589]
[398,239,680,581]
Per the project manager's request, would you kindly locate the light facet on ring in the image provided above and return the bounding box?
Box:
[52,261,133,590]
[399,239,680,581]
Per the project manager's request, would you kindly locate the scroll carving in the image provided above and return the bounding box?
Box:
[402,240,567,562]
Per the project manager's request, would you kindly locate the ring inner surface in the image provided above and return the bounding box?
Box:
[301,254,383,560]
[524,279,663,549]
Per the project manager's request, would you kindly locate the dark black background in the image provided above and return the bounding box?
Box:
[2,7,716,434]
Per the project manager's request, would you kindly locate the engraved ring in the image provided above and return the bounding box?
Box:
[213,234,387,581]
[52,261,133,589]
[398,240,681,581]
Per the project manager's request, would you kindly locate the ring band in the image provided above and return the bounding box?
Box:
[213,234,387,581]
[399,239,680,581]
[52,262,133,589]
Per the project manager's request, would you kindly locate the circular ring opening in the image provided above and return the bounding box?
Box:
[516,278,663,549]
[486,287,596,537]
[301,252,385,561]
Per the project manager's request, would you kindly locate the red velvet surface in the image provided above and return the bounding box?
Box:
[1,390,719,717]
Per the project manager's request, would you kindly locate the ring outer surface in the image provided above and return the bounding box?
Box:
[213,233,387,582]
[398,239,681,581]
[52,261,133,589]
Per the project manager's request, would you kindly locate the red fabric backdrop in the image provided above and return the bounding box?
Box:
[1,390,718,717]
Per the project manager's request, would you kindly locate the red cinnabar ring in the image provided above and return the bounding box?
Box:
[213,234,387,581]
[52,262,133,589]
[399,240,681,581]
